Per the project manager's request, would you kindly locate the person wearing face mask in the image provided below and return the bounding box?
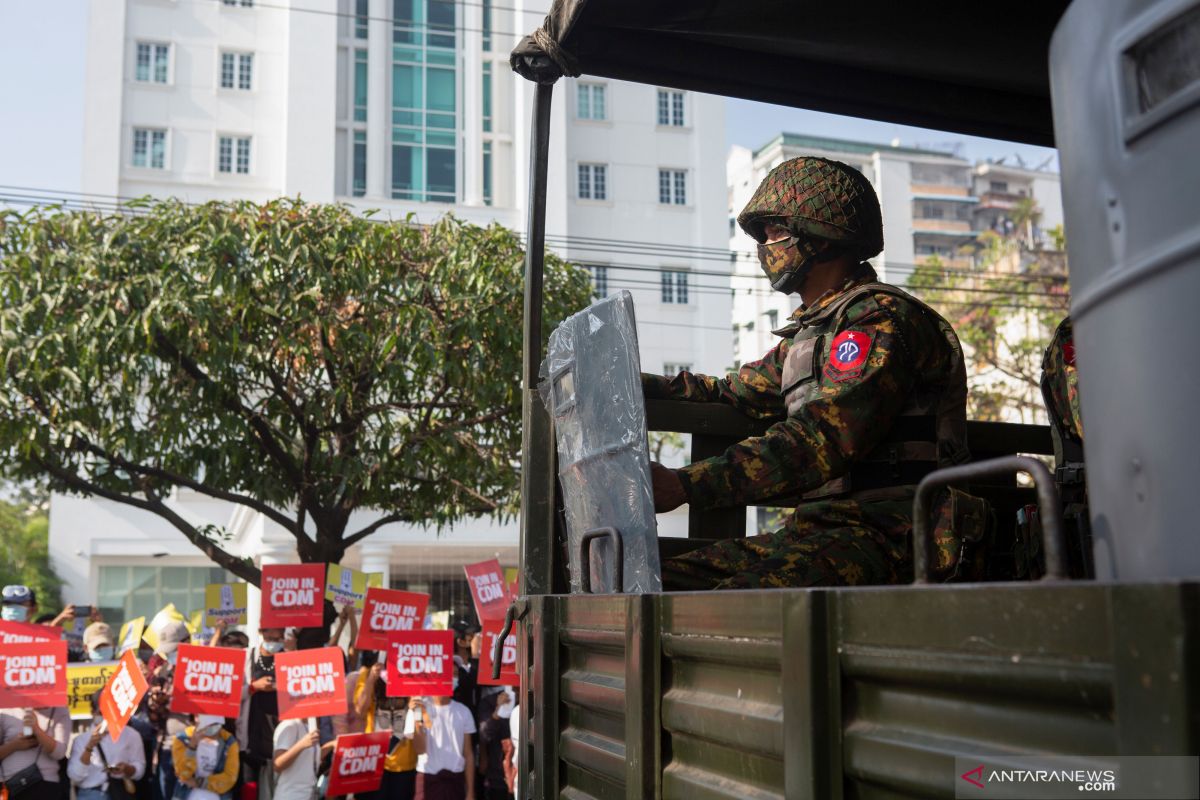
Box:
[475,689,514,800]
[171,716,238,800]
[82,624,117,663]
[352,652,420,800]
[67,694,145,800]
[644,155,981,590]
[1,585,40,624]
[404,665,475,800]
[242,629,283,800]
[143,621,191,800]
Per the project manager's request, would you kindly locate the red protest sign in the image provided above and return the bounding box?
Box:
[0,619,60,645]
[100,650,149,742]
[171,644,245,718]
[261,564,326,628]
[326,732,390,797]
[0,641,68,708]
[275,647,347,720]
[385,630,453,697]
[355,588,429,651]
[463,559,510,622]
[478,617,518,688]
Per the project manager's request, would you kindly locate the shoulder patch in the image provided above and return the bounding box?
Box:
[1062,339,1076,366]
[824,329,872,382]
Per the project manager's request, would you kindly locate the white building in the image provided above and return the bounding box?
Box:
[726,133,1062,369]
[57,0,727,625]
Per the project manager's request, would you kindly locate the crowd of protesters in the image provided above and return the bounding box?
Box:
[0,585,517,800]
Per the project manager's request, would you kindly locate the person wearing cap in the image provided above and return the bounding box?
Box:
[145,618,192,800]
[83,623,117,663]
[67,693,146,800]
[645,156,981,589]
[171,715,239,800]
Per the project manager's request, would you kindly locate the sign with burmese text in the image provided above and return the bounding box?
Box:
[261,564,326,628]
[0,619,59,645]
[478,617,518,688]
[385,630,453,697]
[171,644,245,718]
[464,559,510,622]
[100,650,149,742]
[326,732,391,796]
[275,647,347,720]
[354,588,430,651]
[0,640,67,708]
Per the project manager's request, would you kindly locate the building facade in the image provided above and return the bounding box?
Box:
[61,0,727,625]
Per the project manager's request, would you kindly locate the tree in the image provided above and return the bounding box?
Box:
[0,199,593,585]
[0,501,61,608]
[906,221,1070,422]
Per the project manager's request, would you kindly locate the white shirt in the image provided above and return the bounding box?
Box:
[272,718,317,800]
[404,700,475,774]
[67,724,147,789]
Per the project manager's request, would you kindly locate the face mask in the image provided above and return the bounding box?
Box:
[1,606,28,622]
[496,703,513,720]
[200,724,223,738]
[756,236,825,295]
[89,646,114,662]
[261,640,284,655]
[165,650,178,667]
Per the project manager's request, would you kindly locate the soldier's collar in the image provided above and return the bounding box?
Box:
[778,263,878,331]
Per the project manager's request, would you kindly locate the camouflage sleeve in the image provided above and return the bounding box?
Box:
[675,295,931,508]
[640,341,787,421]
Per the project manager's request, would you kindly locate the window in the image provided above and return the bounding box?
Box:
[218,135,251,174]
[482,62,493,132]
[135,43,170,84]
[132,128,166,169]
[98,565,233,631]
[354,48,368,121]
[589,265,608,297]
[220,52,254,90]
[353,131,367,196]
[482,140,493,206]
[355,0,369,38]
[577,83,606,120]
[663,362,692,375]
[989,180,1009,193]
[391,0,458,203]
[578,163,607,200]
[658,169,686,205]
[481,0,492,50]
[222,0,255,6]
[656,89,684,126]
[661,269,688,304]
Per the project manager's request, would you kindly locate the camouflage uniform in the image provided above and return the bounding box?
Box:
[1041,316,1082,444]
[645,157,977,590]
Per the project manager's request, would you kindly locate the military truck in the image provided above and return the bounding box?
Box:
[494,2,1200,797]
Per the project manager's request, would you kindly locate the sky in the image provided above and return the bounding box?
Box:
[0,2,1058,200]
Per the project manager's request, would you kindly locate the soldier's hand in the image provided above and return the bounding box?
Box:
[650,462,687,513]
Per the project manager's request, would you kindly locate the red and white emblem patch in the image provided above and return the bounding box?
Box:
[824,329,872,382]
[1062,339,1076,367]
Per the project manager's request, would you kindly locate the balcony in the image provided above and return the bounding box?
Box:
[910,182,970,197]
[912,218,974,233]
[977,190,1037,212]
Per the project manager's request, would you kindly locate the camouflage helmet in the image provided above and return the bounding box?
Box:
[738,156,884,260]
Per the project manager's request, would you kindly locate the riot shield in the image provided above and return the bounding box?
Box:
[539,291,662,593]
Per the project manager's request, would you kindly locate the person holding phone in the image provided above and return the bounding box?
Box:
[0,704,70,800]
[67,694,146,800]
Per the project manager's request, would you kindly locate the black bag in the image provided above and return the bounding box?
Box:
[1,762,45,798]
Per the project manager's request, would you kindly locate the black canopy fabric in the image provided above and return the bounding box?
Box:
[511,0,1072,146]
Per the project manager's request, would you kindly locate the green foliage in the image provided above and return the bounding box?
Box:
[0,199,593,583]
[0,502,61,608]
[906,231,1070,422]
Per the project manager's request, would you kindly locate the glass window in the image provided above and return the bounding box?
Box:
[482,140,493,206]
[673,170,686,205]
[663,362,692,375]
[661,269,688,304]
[236,137,251,174]
[426,147,455,202]
[97,565,232,630]
[238,53,253,90]
[353,131,367,197]
[578,164,591,199]
[355,0,369,38]
[136,43,170,84]
[589,265,608,297]
[481,0,492,51]
[657,89,669,125]
[427,0,455,49]
[133,128,166,169]
[218,136,232,173]
[657,89,684,125]
[218,136,251,174]
[577,84,606,120]
[482,62,492,132]
[220,52,236,89]
[577,164,606,200]
[354,49,368,121]
[659,169,686,204]
[671,91,685,125]
[220,52,253,90]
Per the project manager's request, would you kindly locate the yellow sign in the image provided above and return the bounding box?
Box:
[187,609,217,642]
[66,661,120,720]
[117,617,145,655]
[204,583,248,627]
[142,603,186,652]
[325,565,382,610]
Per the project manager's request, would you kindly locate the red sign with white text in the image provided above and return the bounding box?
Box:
[275,647,347,720]
[385,630,453,697]
[326,732,391,796]
[0,619,60,645]
[463,559,510,622]
[354,588,429,651]
[477,617,518,688]
[0,641,68,708]
[99,650,149,742]
[261,564,327,628]
[171,644,245,718]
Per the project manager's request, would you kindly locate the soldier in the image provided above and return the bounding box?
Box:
[646,156,986,589]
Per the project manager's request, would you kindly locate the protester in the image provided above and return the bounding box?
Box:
[171,715,239,800]
[242,629,284,800]
[83,623,117,663]
[271,716,330,800]
[405,666,476,800]
[67,694,146,800]
[449,621,481,719]
[476,689,514,800]
[2,584,40,623]
[145,618,192,800]
[0,704,71,800]
[353,653,419,800]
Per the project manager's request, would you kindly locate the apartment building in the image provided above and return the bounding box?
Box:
[61,0,726,627]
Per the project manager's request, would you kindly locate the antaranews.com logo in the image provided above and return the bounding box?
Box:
[953,755,1198,799]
